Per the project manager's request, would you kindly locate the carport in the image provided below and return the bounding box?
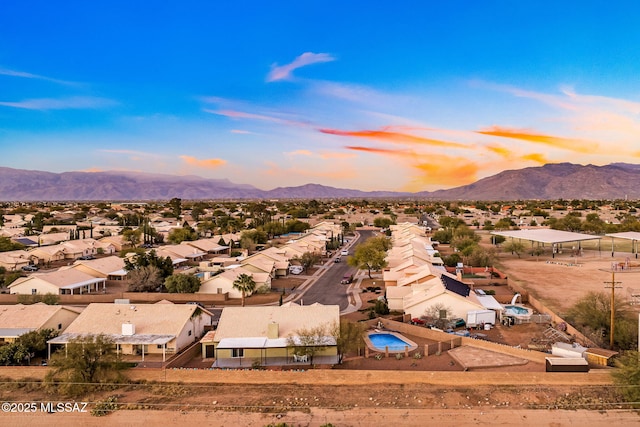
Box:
[605,232,640,258]
[491,229,602,258]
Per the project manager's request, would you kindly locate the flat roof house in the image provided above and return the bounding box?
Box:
[205,303,339,367]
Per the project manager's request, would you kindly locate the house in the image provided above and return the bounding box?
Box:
[0,303,81,343]
[182,239,229,254]
[8,267,107,295]
[47,301,214,362]
[204,303,339,367]
[0,249,36,271]
[71,255,128,280]
[399,273,488,320]
[155,244,207,265]
[197,266,271,298]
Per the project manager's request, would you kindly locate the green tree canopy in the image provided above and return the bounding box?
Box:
[45,334,127,397]
[348,238,389,279]
[164,273,201,293]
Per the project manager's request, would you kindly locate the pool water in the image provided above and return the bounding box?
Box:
[504,305,531,315]
[368,333,413,351]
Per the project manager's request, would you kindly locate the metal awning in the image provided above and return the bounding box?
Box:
[48,333,175,345]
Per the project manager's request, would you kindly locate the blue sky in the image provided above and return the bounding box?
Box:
[2,1,640,192]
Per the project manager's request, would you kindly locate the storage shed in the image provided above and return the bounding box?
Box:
[585,348,618,367]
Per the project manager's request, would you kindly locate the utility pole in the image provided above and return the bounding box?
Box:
[604,270,623,350]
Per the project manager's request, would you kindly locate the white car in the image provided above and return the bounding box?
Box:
[341,250,349,256]
[289,266,303,275]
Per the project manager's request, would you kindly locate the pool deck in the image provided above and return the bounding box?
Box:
[449,345,530,371]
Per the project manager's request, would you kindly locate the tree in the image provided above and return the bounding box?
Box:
[168,197,182,218]
[124,250,174,279]
[565,291,637,349]
[373,217,394,229]
[232,273,256,306]
[348,239,388,279]
[611,351,640,406]
[502,241,527,258]
[45,334,126,397]
[332,320,365,364]
[165,273,201,293]
[167,225,198,244]
[122,228,142,248]
[287,323,335,365]
[127,265,163,292]
[293,251,321,273]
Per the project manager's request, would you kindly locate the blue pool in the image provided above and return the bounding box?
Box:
[368,333,415,352]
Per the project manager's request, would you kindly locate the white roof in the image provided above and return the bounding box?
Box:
[605,232,640,241]
[491,229,601,244]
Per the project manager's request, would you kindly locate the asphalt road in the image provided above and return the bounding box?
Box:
[298,230,376,310]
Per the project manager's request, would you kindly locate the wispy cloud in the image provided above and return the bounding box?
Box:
[0,66,78,86]
[204,108,309,127]
[0,96,116,110]
[180,155,227,169]
[230,129,252,134]
[476,126,598,153]
[266,52,335,82]
[319,127,466,148]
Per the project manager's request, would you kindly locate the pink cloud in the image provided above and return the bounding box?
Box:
[180,155,227,169]
[266,52,335,82]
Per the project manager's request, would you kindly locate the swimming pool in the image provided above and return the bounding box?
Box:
[365,332,418,353]
[503,304,533,319]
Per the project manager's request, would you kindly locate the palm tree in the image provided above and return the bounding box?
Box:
[232,273,256,307]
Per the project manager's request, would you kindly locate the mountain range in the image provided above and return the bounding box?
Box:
[2,163,640,201]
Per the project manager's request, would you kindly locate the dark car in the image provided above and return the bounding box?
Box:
[449,318,466,329]
[78,255,95,260]
[21,265,38,272]
[340,273,353,284]
[334,257,341,263]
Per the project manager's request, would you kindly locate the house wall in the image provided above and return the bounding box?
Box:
[174,311,212,353]
[9,278,60,295]
[41,309,80,333]
[404,293,484,320]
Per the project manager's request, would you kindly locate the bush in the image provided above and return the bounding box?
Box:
[91,396,119,417]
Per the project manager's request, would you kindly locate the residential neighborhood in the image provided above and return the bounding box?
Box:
[0,198,639,422]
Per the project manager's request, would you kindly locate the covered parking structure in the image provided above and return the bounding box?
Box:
[605,232,640,258]
[491,229,603,258]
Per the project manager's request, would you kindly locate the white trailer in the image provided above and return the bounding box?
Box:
[466,310,496,327]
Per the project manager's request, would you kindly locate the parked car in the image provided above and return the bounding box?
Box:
[448,318,466,329]
[21,265,38,272]
[289,265,304,275]
[340,250,349,256]
[78,255,95,260]
[334,257,341,263]
[340,273,353,284]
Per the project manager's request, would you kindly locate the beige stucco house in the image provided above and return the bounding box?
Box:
[0,303,81,343]
[8,267,107,295]
[197,266,271,298]
[47,301,214,362]
[204,303,339,367]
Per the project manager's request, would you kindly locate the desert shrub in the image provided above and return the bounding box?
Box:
[91,396,119,417]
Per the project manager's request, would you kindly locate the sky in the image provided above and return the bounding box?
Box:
[2,2,640,192]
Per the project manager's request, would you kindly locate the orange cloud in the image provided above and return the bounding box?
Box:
[180,155,227,169]
[477,126,598,153]
[521,153,548,164]
[412,158,480,187]
[486,145,513,158]
[320,128,466,148]
[345,145,414,157]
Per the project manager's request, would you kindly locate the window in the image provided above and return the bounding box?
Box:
[232,348,244,358]
[32,289,37,295]
[58,323,62,330]
[188,330,192,336]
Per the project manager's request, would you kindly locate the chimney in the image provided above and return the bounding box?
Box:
[267,322,279,339]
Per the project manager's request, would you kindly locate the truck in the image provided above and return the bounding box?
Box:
[466,310,496,328]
